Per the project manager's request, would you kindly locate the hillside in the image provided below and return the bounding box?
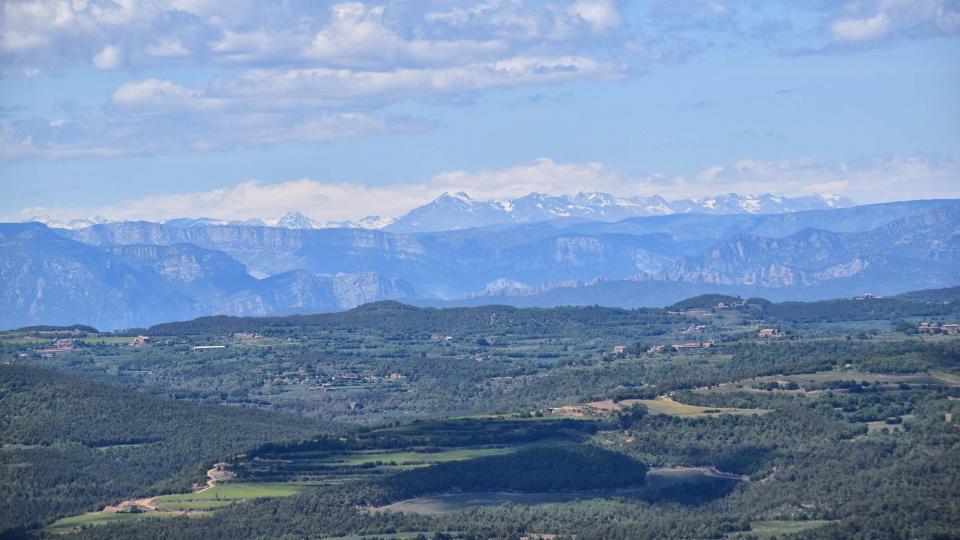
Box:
[0,364,328,533]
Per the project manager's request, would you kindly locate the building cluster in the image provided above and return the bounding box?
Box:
[647,342,713,353]
[758,328,780,338]
[33,338,78,356]
[918,322,960,335]
[683,324,709,334]
[264,369,408,390]
[130,335,152,347]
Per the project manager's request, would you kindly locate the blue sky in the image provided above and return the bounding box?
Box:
[1,0,958,224]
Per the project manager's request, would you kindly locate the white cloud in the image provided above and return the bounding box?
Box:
[1,1,629,74]
[429,158,625,201]
[831,12,891,42]
[219,56,623,108]
[826,0,960,45]
[307,3,508,67]
[1,1,631,159]
[0,51,619,159]
[93,44,122,69]
[112,79,203,107]
[677,155,960,203]
[571,0,621,31]
[8,154,957,225]
[0,102,409,159]
[145,38,190,57]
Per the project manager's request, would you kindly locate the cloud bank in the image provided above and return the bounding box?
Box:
[8,154,957,224]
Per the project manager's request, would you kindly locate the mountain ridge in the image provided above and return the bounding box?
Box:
[20,191,853,232]
[3,199,957,329]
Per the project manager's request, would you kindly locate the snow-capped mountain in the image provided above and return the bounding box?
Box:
[19,192,853,235]
[24,215,113,230]
[670,193,851,215]
[163,217,267,228]
[319,215,396,230]
[274,211,318,229]
[386,192,855,233]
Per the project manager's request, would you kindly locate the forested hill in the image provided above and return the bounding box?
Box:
[145,302,667,336]
[0,364,331,534]
[667,286,960,322]
[146,287,960,336]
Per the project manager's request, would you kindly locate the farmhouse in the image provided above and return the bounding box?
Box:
[53,338,77,349]
[758,328,779,338]
[35,339,78,355]
[612,345,627,355]
[192,345,227,351]
[918,322,960,335]
[130,335,152,347]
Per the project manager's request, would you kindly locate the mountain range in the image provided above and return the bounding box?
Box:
[3,193,958,329]
[383,191,852,233]
[24,191,851,233]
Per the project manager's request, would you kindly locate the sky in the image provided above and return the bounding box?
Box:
[0,0,958,224]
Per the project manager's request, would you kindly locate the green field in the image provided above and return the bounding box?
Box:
[154,481,314,502]
[627,398,768,417]
[47,512,197,534]
[152,499,237,511]
[48,482,318,530]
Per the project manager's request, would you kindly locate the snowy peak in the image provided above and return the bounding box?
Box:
[387,192,855,233]
[319,215,396,230]
[274,211,317,229]
[19,192,855,235]
[163,217,265,228]
[24,215,112,230]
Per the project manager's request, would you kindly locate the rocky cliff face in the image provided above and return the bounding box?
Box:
[0,224,417,329]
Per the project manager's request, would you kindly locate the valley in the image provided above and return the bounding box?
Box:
[1,288,958,538]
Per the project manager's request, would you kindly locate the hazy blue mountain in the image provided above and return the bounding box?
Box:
[645,204,960,289]
[4,199,958,327]
[0,224,193,329]
[0,224,416,329]
[57,200,960,297]
[514,199,959,241]
[386,192,512,233]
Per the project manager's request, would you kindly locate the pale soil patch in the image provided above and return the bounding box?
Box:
[548,396,767,418]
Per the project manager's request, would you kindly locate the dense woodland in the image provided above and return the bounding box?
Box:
[0,365,330,533]
[0,289,958,538]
